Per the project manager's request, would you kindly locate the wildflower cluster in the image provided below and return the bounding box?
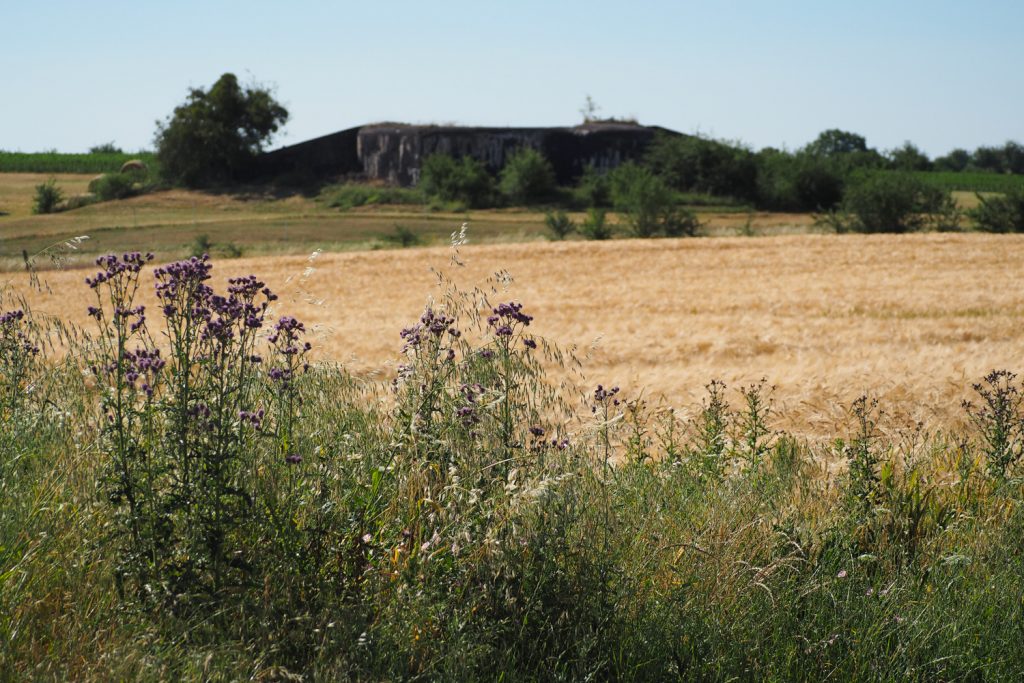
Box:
[457,382,485,427]
[0,309,39,358]
[592,384,621,412]
[154,256,277,350]
[85,252,153,289]
[122,347,165,396]
[267,315,312,467]
[0,308,40,412]
[86,253,153,332]
[153,254,213,308]
[401,308,460,355]
[239,408,265,430]
[487,301,535,348]
[85,252,312,601]
[268,316,311,384]
[527,423,569,451]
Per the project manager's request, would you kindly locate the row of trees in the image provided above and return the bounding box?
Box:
[413,128,1024,219]
[644,130,1024,213]
[415,133,1024,235]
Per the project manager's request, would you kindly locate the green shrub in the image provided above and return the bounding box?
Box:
[963,370,1024,479]
[90,173,137,201]
[575,165,611,207]
[379,224,423,247]
[969,189,1024,232]
[543,210,575,240]
[419,153,494,208]
[190,234,213,257]
[661,205,703,237]
[325,183,424,210]
[222,242,244,258]
[756,150,845,212]
[499,147,557,205]
[646,133,759,200]
[579,208,613,240]
[610,163,698,237]
[31,178,63,214]
[841,172,950,233]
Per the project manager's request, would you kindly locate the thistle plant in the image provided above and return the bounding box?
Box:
[394,306,463,461]
[485,301,539,465]
[86,252,300,601]
[963,369,1024,479]
[85,252,162,590]
[0,303,45,483]
[737,378,776,471]
[267,314,312,464]
[690,379,731,481]
[846,395,882,515]
[0,308,40,416]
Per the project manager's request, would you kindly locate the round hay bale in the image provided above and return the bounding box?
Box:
[120,159,147,174]
[87,174,105,193]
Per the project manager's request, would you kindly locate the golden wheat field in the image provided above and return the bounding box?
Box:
[10,231,1024,437]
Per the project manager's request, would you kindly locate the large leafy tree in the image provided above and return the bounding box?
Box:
[803,129,869,157]
[155,73,288,187]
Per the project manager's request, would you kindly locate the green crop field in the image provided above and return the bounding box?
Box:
[0,151,157,174]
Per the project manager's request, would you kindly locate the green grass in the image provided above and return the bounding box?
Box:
[0,151,157,174]
[674,190,754,211]
[323,182,426,210]
[0,173,793,270]
[4,257,1024,680]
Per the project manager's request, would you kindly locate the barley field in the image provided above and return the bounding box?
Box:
[15,231,1024,436]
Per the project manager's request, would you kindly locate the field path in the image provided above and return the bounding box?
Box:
[11,232,1024,436]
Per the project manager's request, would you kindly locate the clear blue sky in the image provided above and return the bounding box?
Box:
[3,0,1021,157]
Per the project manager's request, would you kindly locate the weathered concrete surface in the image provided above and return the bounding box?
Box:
[256,122,680,186]
[254,127,361,181]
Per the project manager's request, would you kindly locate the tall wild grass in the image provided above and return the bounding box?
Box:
[3,250,1024,680]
